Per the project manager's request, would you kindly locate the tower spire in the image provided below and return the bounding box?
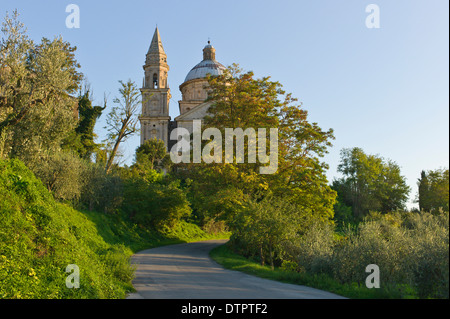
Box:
[148,27,165,55]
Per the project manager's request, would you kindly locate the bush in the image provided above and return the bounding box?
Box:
[122,173,191,230]
[332,219,411,286]
[202,218,229,235]
[292,221,335,275]
[290,210,449,298]
[404,211,449,298]
[0,158,135,298]
[80,163,123,213]
[31,151,86,202]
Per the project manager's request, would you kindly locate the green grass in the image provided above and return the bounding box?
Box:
[82,209,229,253]
[0,158,229,299]
[209,243,412,299]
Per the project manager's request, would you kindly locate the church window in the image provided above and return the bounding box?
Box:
[153,73,158,89]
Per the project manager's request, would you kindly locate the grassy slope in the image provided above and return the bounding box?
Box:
[209,243,409,299]
[0,158,228,299]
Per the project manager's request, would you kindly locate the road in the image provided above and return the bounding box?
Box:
[128,239,345,299]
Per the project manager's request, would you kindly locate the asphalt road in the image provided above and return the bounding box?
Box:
[128,239,345,299]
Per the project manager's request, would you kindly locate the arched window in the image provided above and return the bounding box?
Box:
[153,73,158,89]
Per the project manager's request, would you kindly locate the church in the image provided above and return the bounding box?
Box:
[139,27,226,150]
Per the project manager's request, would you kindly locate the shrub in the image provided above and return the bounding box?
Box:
[122,174,191,230]
[293,221,335,275]
[32,151,86,202]
[293,211,449,298]
[0,158,135,298]
[404,211,449,298]
[202,218,229,235]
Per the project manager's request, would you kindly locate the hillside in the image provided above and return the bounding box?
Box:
[0,158,223,298]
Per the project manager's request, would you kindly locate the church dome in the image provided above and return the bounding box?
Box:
[184,42,226,82]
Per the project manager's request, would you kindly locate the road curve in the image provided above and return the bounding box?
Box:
[128,240,345,299]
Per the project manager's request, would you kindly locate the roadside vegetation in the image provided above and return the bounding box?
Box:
[211,208,448,299]
[0,158,228,298]
[210,243,401,299]
[209,146,448,299]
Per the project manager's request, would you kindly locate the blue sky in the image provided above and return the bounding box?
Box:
[2,0,448,208]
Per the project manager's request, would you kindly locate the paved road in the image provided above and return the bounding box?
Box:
[128,240,345,299]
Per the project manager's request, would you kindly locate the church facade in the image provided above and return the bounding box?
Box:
[139,27,226,150]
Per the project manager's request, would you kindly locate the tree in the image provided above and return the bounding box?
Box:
[417,169,449,212]
[134,137,167,171]
[121,164,191,230]
[183,65,336,224]
[333,147,410,218]
[33,151,86,201]
[63,90,106,160]
[231,196,299,270]
[104,80,140,173]
[0,10,88,204]
[0,11,81,153]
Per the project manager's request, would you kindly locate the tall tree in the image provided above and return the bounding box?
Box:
[75,90,106,159]
[180,64,336,227]
[0,10,81,151]
[62,90,106,160]
[417,169,449,212]
[333,147,410,218]
[104,80,140,173]
[133,137,168,172]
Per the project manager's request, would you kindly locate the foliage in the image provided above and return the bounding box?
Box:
[293,220,335,275]
[0,11,87,206]
[180,64,336,228]
[214,209,449,299]
[230,196,301,270]
[32,150,86,202]
[417,168,449,213]
[0,158,132,298]
[332,200,354,229]
[2,11,447,301]
[0,158,229,299]
[122,171,191,230]
[183,163,261,224]
[62,91,106,160]
[210,243,400,299]
[80,162,123,213]
[0,11,81,159]
[333,147,410,219]
[133,137,169,172]
[285,210,448,298]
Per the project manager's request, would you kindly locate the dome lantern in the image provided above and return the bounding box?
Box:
[184,41,226,83]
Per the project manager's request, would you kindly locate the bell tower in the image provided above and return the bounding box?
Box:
[139,27,171,149]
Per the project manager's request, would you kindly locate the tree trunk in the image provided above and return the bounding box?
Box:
[259,244,265,266]
[268,243,274,271]
[105,135,122,173]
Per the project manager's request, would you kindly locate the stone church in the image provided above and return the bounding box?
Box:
[139,27,226,150]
